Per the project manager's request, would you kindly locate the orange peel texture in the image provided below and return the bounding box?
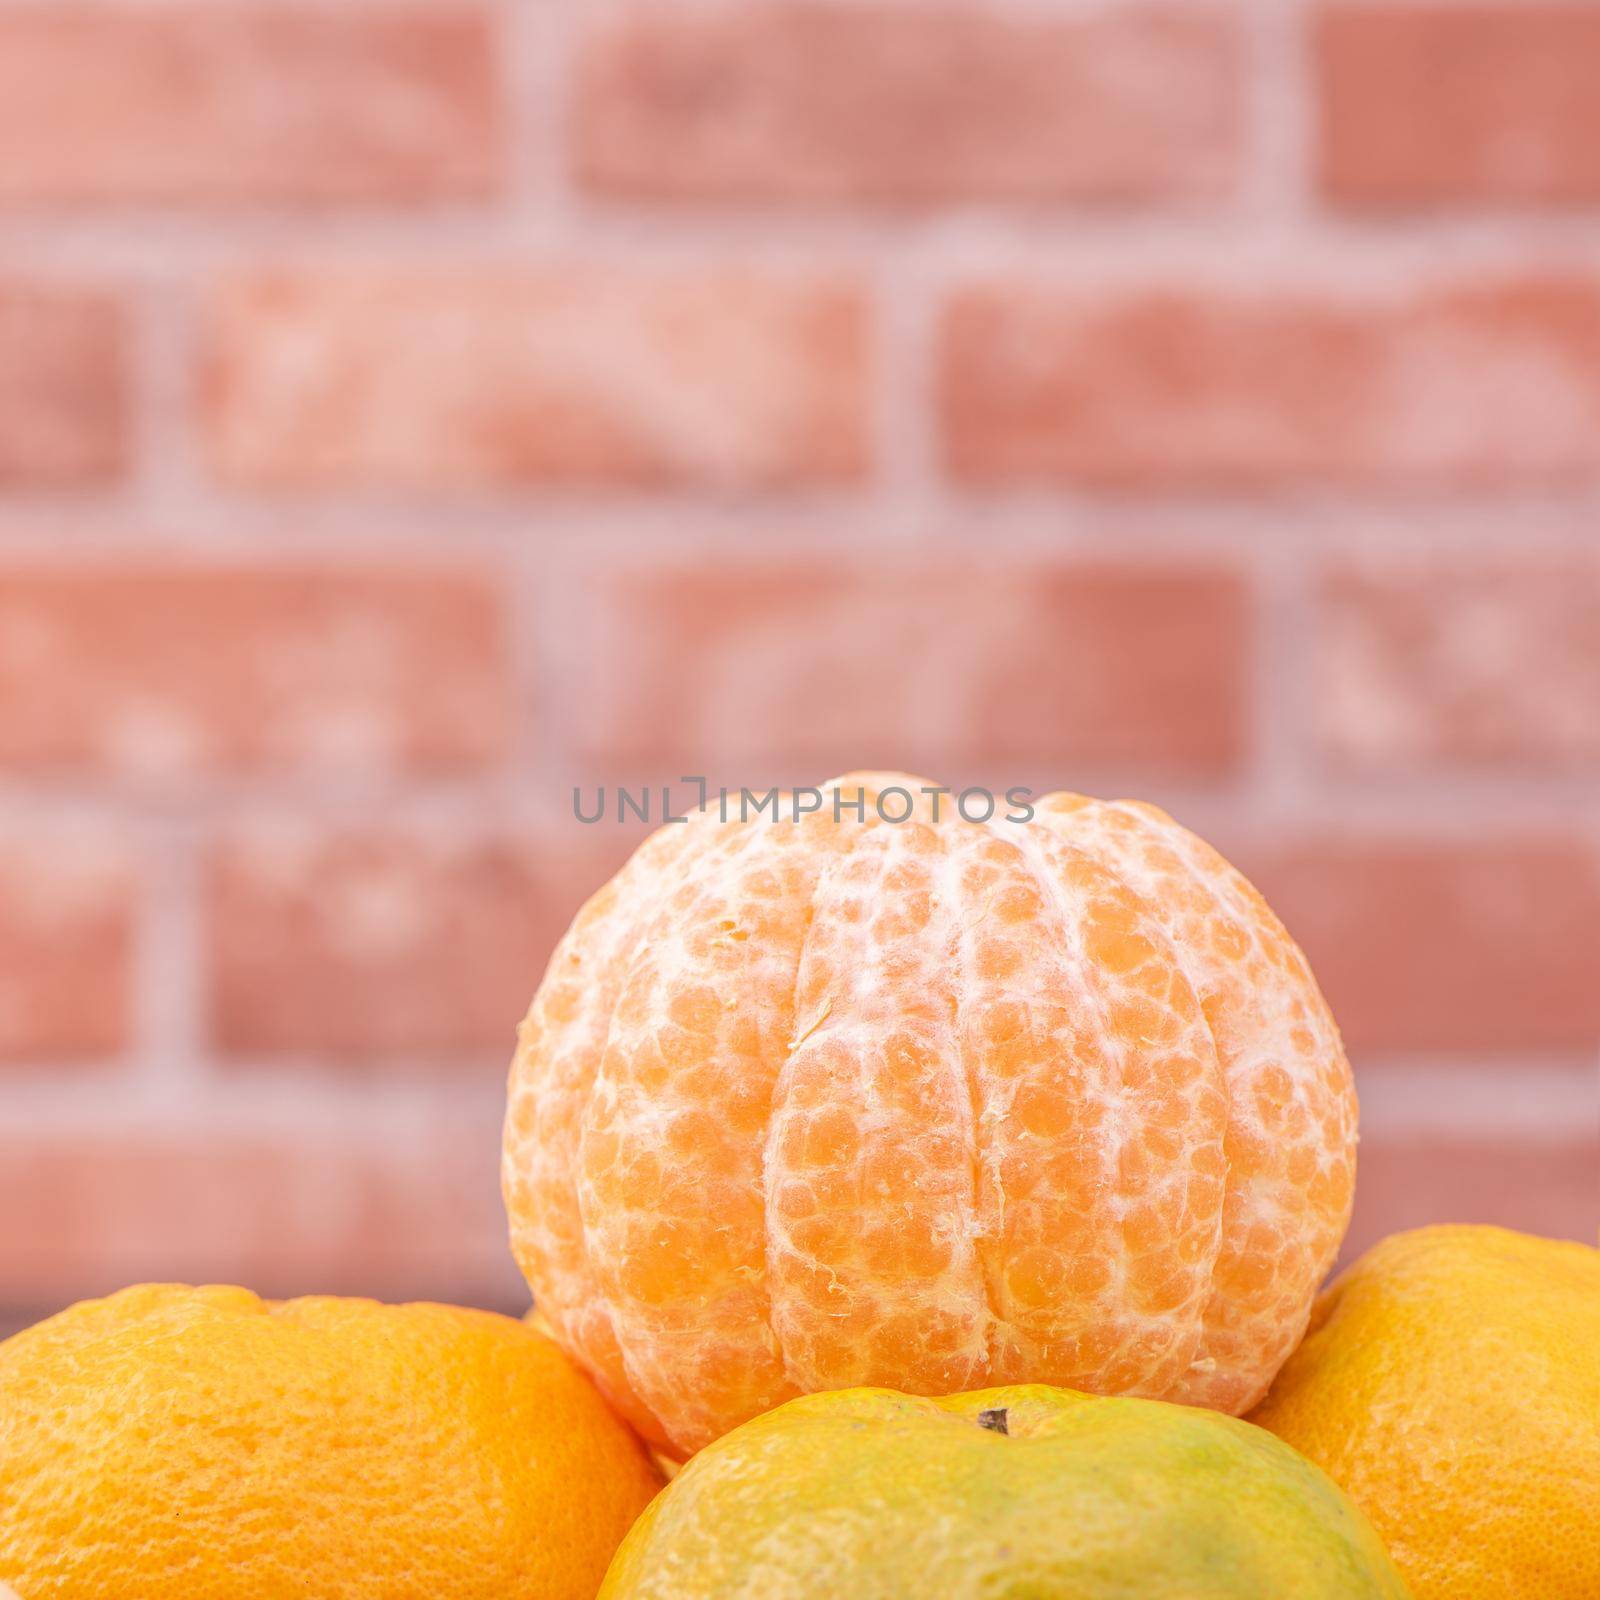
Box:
[503,774,1356,1456]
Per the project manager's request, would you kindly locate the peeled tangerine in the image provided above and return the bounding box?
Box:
[504,773,1357,1456]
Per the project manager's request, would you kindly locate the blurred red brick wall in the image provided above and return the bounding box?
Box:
[1,0,1597,1331]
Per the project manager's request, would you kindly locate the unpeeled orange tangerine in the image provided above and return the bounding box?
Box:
[1251,1225,1600,1598]
[503,774,1356,1457]
[0,1285,663,1598]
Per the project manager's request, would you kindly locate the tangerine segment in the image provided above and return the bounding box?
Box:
[504,774,1356,1457]
[985,821,1227,1394]
[767,821,991,1397]
[503,817,703,1446]
[951,827,1132,1386]
[576,807,861,1449]
[1037,797,1356,1412]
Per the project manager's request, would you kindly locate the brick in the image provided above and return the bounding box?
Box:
[1246,840,1600,1055]
[1341,1137,1600,1264]
[0,7,498,205]
[206,270,870,491]
[0,831,133,1063]
[576,2,1240,205]
[571,557,1248,777]
[0,565,511,783]
[0,286,125,486]
[941,277,1600,489]
[1320,5,1600,206]
[1319,559,1600,771]
[0,1119,525,1313]
[207,827,610,1060]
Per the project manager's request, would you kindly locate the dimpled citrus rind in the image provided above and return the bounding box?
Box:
[1251,1224,1600,1600]
[0,1283,664,1600]
[505,773,1357,1455]
[599,1384,1411,1599]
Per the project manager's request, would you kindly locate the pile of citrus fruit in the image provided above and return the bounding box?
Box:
[2,773,1595,1598]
